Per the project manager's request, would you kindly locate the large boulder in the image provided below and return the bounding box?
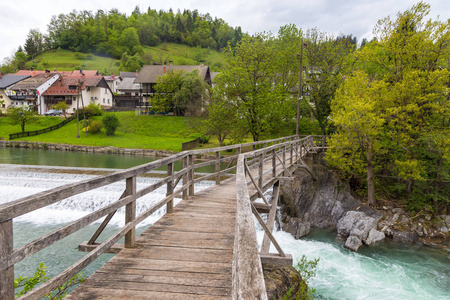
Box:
[337,211,385,251]
[344,235,363,252]
[366,228,386,245]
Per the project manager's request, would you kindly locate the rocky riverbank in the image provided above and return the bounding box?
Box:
[279,153,450,252]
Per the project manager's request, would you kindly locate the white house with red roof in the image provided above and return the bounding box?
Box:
[43,70,113,114]
[8,70,60,114]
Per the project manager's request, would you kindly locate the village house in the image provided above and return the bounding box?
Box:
[134,65,211,104]
[103,73,122,94]
[0,72,31,114]
[114,77,142,109]
[8,70,60,114]
[42,70,113,114]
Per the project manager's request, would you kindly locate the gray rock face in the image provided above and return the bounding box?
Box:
[282,216,310,239]
[392,231,418,244]
[280,160,381,230]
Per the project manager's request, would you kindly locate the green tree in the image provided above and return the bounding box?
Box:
[52,102,69,118]
[102,114,120,136]
[326,71,386,206]
[211,32,297,141]
[152,69,184,113]
[7,106,38,132]
[172,70,209,116]
[119,27,141,55]
[24,29,45,62]
[203,83,248,146]
[303,29,353,135]
[329,2,450,210]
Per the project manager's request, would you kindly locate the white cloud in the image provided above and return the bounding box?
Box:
[1,0,448,63]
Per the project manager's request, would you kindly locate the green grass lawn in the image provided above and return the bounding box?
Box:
[1,112,203,152]
[0,115,62,138]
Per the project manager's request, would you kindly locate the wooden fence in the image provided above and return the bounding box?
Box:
[181,137,200,151]
[9,116,75,140]
[0,134,326,300]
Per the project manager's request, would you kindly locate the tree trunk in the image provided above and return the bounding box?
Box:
[366,144,376,206]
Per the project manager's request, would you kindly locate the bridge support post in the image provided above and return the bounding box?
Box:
[166,162,174,213]
[0,220,14,300]
[272,149,276,177]
[258,153,264,190]
[215,151,220,185]
[188,154,194,196]
[182,156,188,200]
[282,145,287,176]
[125,176,136,248]
[261,181,280,253]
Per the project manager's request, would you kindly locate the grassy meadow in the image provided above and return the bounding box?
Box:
[25,43,225,75]
[0,112,205,152]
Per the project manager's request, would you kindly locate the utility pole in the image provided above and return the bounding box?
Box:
[296,40,307,137]
[76,80,80,138]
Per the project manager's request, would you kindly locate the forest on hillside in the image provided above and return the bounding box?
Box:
[1,7,243,73]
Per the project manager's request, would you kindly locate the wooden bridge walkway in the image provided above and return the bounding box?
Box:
[68,179,237,299]
[0,135,325,300]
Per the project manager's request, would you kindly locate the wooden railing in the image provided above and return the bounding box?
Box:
[9,116,75,140]
[0,134,324,300]
[232,135,324,299]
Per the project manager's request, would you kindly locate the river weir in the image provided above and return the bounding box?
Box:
[1,149,450,299]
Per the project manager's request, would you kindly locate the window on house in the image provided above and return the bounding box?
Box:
[103,98,105,103]
[105,88,108,94]
[108,99,110,104]
[69,85,77,90]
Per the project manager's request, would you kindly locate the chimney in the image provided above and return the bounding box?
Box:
[112,73,115,80]
[135,70,138,75]
[0,72,2,79]
[163,65,166,75]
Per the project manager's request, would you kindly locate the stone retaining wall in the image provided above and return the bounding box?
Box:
[0,140,173,157]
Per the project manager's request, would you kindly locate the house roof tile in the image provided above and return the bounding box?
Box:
[0,75,31,89]
[134,65,210,84]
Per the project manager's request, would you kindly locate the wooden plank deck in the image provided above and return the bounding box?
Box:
[65,146,307,300]
[66,179,237,300]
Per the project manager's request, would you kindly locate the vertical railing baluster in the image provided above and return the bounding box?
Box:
[282,145,287,176]
[272,149,276,177]
[215,151,221,185]
[167,162,174,213]
[258,153,264,190]
[183,156,188,200]
[0,220,14,300]
[188,154,194,196]
[290,142,293,165]
[125,176,137,248]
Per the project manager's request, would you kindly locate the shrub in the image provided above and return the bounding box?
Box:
[102,114,120,136]
[199,135,210,144]
[89,119,103,134]
[83,103,103,118]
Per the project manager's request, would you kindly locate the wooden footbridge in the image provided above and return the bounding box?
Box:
[0,135,326,300]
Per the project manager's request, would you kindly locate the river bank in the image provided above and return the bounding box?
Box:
[0,140,173,157]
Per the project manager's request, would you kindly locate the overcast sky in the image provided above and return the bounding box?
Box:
[1,0,448,62]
